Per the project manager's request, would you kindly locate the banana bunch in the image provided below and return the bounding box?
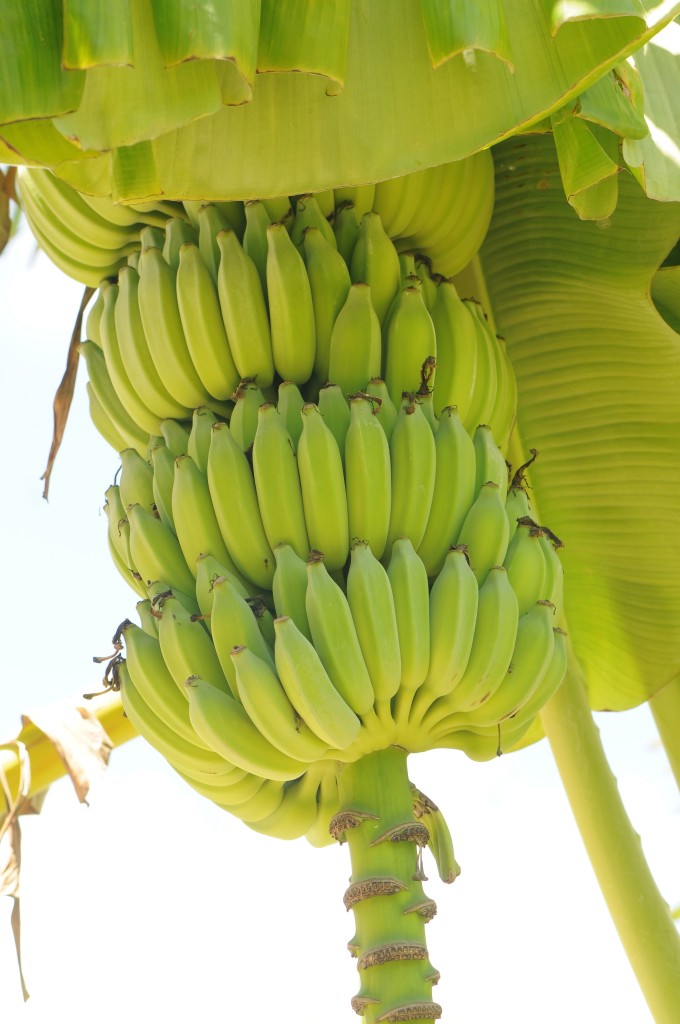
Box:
[103,390,566,840]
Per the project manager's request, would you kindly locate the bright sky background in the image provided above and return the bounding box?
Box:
[0,221,678,1024]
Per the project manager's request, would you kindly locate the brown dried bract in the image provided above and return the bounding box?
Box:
[351,995,380,1015]
[343,877,406,910]
[370,822,430,847]
[403,898,437,922]
[358,943,429,970]
[329,809,378,841]
[376,1002,443,1022]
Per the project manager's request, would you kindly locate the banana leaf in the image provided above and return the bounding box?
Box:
[477,131,680,711]
[1,0,678,204]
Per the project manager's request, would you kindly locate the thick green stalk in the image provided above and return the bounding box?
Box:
[540,660,680,1024]
[649,674,680,791]
[336,747,441,1023]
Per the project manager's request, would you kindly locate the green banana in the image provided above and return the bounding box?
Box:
[365,378,398,442]
[162,217,198,269]
[232,646,331,762]
[456,482,510,585]
[327,284,382,396]
[85,289,106,346]
[416,407,477,577]
[119,448,155,513]
[277,381,305,450]
[198,204,232,281]
[344,394,391,558]
[135,599,158,637]
[187,407,219,475]
[122,621,211,750]
[273,616,362,750]
[539,530,565,620]
[305,556,375,716]
[384,285,437,408]
[176,242,241,401]
[503,520,548,616]
[171,453,235,580]
[305,769,340,848]
[332,201,360,264]
[333,184,375,218]
[291,193,337,251]
[272,544,312,641]
[429,279,479,424]
[317,384,351,464]
[229,381,265,451]
[98,283,164,436]
[207,421,276,591]
[385,398,437,561]
[209,574,275,695]
[243,200,271,298]
[216,228,275,387]
[246,770,324,841]
[297,404,349,571]
[195,552,250,621]
[462,300,497,432]
[104,486,145,597]
[127,502,196,596]
[155,588,231,695]
[117,660,235,780]
[186,674,308,781]
[346,541,401,705]
[115,266,190,421]
[387,538,431,716]
[504,484,535,543]
[85,382,130,454]
[302,225,352,386]
[150,442,177,531]
[266,221,316,384]
[349,211,401,325]
[137,246,212,409]
[252,403,310,560]
[497,626,568,737]
[473,423,509,493]
[160,418,191,456]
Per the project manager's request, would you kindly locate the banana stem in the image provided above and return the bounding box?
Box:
[336,747,441,1023]
[649,674,680,791]
[540,660,680,1024]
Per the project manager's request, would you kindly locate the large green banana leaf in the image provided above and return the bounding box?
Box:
[1,0,678,202]
[478,132,680,711]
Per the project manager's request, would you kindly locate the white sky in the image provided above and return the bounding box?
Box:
[0,222,678,1024]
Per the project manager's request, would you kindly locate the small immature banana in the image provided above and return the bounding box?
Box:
[456,482,510,586]
[272,544,312,641]
[187,407,219,475]
[409,546,479,724]
[155,587,232,696]
[302,225,352,385]
[346,541,401,704]
[160,418,191,456]
[273,616,362,750]
[252,404,310,560]
[291,193,336,251]
[115,266,190,421]
[232,646,330,762]
[209,574,275,695]
[416,407,477,577]
[349,211,401,325]
[365,378,398,442]
[80,341,150,455]
[172,453,235,580]
[104,487,146,597]
[539,530,565,619]
[473,424,508,494]
[442,565,521,716]
[305,556,375,715]
[277,381,305,450]
[119,448,155,513]
[266,221,316,384]
[384,286,437,408]
[186,675,308,781]
[243,200,271,297]
[128,502,196,596]
[207,422,276,591]
[118,660,236,781]
[498,625,568,734]
[305,769,341,848]
[332,201,360,265]
[149,442,176,532]
[297,404,349,571]
[317,384,351,463]
[461,300,497,432]
[344,394,391,558]
[195,552,250,621]
[503,520,547,617]
[457,600,556,727]
[162,217,197,269]
[137,246,211,409]
[86,383,131,454]
[246,770,324,840]
[176,242,241,401]
[122,621,211,749]
[504,485,534,543]
[229,381,265,451]
[327,284,382,397]
[333,183,376,218]
[385,398,437,561]
[136,599,158,637]
[198,204,231,281]
[429,280,478,423]
[216,228,275,387]
[387,538,431,708]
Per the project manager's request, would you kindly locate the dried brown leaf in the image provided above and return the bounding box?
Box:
[23,704,113,805]
[41,285,94,500]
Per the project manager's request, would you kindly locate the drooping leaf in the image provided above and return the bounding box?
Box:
[576,64,648,138]
[544,0,646,36]
[419,0,513,67]
[551,108,622,218]
[257,0,352,95]
[480,132,680,710]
